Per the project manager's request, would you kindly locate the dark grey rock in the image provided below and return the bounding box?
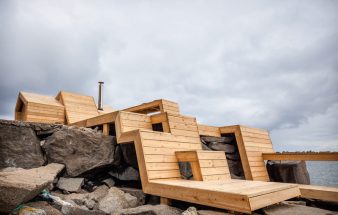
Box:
[61,204,105,215]
[0,163,64,213]
[227,159,244,177]
[208,142,235,153]
[267,160,310,184]
[109,167,140,181]
[102,178,115,188]
[57,177,84,193]
[226,153,240,161]
[120,187,146,206]
[200,136,233,144]
[120,143,139,169]
[43,126,115,177]
[112,204,182,215]
[52,185,109,210]
[98,187,138,214]
[0,120,45,169]
[178,162,193,179]
[263,202,338,215]
[201,142,212,150]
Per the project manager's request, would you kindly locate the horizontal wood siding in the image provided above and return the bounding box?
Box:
[239,126,273,182]
[58,91,98,124]
[197,124,221,137]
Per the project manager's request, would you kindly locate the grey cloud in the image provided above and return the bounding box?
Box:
[0,0,337,151]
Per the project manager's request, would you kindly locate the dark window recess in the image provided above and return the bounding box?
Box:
[109,123,116,136]
[152,123,163,132]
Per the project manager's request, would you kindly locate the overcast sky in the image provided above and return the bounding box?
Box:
[0,1,337,151]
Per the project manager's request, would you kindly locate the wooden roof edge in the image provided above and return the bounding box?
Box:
[16,91,64,108]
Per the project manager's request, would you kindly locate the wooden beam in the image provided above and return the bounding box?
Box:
[160,197,172,205]
[262,152,338,161]
[298,184,338,202]
[103,123,109,135]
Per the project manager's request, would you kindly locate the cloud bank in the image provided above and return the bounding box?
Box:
[0,0,337,151]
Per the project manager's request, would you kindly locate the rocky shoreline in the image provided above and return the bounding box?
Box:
[0,119,337,215]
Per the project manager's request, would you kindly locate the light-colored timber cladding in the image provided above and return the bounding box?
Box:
[15,91,65,124]
[111,112,300,213]
[56,91,99,124]
[197,124,221,137]
[175,150,231,181]
[217,125,338,202]
[219,125,274,182]
[297,184,338,202]
[167,113,200,139]
[124,99,180,115]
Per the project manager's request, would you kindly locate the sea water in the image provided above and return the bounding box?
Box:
[306,161,338,187]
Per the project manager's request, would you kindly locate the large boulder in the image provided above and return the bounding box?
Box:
[208,142,235,153]
[56,177,84,193]
[0,163,64,213]
[98,187,138,214]
[0,120,45,169]
[262,202,338,215]
[109,166,140,181]
[120,187,146,206]
[43,126,115,177]
[266,160,310,184]
[112,204,182,215]
[27,201,63,215]
[120,143,139,169]
[52,185,109,210]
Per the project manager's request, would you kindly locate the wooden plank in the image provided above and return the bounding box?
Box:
[147,170,181,179]
[190,161,203,181]
[144,155,178,163]
[200,167,230,176]
[199,160,228,168]
[146,162,179,171]
[197,151,227,160]
[160,197,172,205]
[197,124,221,137]
[147,181,251,213]
[170,129,199,138]
[249,186,300,211]
[202,174,229,181]
[298,184,338,202]
[103,123,109,135]
[143,139,201,150]
[262,152,338,161]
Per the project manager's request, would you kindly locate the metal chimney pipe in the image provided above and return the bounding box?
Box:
[98,81,104,111]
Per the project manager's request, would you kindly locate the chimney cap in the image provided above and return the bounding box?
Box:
[98,81,104,84]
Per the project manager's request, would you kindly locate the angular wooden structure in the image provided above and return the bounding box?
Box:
[56,91,99,124]
[13,92,338,212]
[15,92,65,124]
[72,106,301,213]
[197,124,338,202]
[15,91,113,124]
